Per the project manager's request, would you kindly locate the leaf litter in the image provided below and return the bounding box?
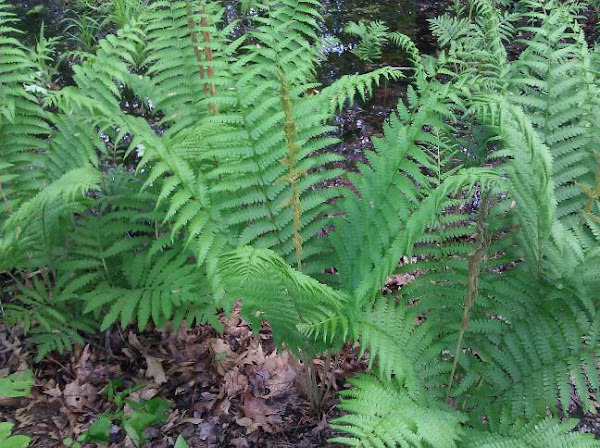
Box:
[0,306,368,447]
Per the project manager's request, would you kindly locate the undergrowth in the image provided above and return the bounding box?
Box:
[1,0,600,446]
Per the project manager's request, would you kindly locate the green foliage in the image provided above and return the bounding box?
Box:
[0,371,34,398]
[0,372,33,448]
[82,249,217,331]
[330,375,464,448]
[344,20,390,62]
[1,0,600,446]
[63,14,104,54]
[3,278,95,361]
[123,397,171,447]
[175,435,190,448]
[429,0,514,90]
[510,0,597,222]
[79,380,170,447]
[0,423,30,448]
[0,3,50,224]
[462,417,600,447]
[219,246,348,352]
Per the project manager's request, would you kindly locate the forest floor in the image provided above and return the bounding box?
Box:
[3,297,600,447]
[0,306,371,447]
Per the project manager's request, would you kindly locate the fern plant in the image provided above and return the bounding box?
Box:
[1,0,398,355]
[216,2,600,445]
[344,20,391,63]
[510,0,598,221]
[2,0,600,446]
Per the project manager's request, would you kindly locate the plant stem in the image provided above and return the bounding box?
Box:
[277,69,305,270]
[447,193,490,395]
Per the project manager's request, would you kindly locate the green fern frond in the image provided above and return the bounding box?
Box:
[429,0,511,91]
[329,77,456,294]
[352,298,445,399]
[462,417,599,447]
[142,0,230,131]
[83,248,216,331]
[510,1,597,221]
[3,277,95,361]
[470,278,600,419]
[389,32,425,76]
[59,168,159,294]
[474,96,556,272]
[344,20,389,63]
[330,375,465,448]
[5,167,100,234]
[0,6,50,222]
[219,246,348,352]
[320,67,403,112]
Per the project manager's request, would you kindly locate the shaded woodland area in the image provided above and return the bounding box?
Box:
[1,0,600,447]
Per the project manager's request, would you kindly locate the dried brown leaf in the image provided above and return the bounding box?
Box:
[145,355,167,385]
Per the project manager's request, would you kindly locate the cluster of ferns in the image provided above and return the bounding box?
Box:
[1,0,600,445]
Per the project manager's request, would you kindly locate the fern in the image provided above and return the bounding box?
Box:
[219,246,348,352]
[58,168,161,294]
[462,417,600,447]
[429,0,514,91]
[3,277,95,361]
[0,4,49,224]
[142,0,231,131]
[344,20,390,63]
[330,375,464,448]
[327,74,455,294]
[320,67,404,112]
[351,298,446,400]
[510,0,597,221]
[1,1,600,445]
[83,248,217,331]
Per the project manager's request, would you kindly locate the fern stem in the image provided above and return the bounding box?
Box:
[200,11,218,113]
[447,194,489,395]
[184,0,206,82]
[184,0,217,113]
[583,155,600,218]
[277,69,305,270]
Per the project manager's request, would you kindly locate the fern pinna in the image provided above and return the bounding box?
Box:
[1,0,600,446]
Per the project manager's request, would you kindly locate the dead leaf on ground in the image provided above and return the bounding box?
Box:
[210,338,236,375]
[224,367,248,397]
[145,355,167,385]
[237,392,281,433]
[64,380,97,411]
[43,380,62,399]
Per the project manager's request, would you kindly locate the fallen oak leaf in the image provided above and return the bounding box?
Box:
[64,380,97,411]
[237,392,281,434]
[144,355,167,386]
[223,368,248,398]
